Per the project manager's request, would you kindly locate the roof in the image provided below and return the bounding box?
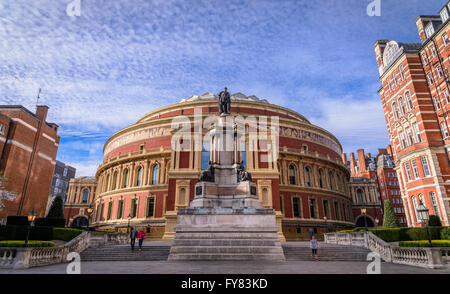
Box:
[179,92,269,104]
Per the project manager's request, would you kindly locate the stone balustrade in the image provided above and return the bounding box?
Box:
[324,231,447,269]
[0,231,129,269]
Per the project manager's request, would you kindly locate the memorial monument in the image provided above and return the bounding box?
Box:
[168,88,285,261]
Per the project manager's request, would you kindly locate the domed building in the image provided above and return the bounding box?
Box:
[91,92,354,240]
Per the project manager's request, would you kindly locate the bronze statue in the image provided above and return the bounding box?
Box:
[218,87,231,114]
[199,161,215,182]
[237,160,252,182]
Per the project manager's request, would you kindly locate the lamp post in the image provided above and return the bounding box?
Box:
[361,207,368,232]
[25,209,36,248]
[416,200,432,247]
[375,218,379,227]
[86,205,93,228]
[127,214,131,233]
[323,216,328,234]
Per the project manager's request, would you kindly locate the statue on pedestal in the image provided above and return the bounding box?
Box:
[199,161,215,182]
[237,160,252,182]
[218,87,231,115]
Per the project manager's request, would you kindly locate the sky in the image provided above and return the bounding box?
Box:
[0,0,446,176]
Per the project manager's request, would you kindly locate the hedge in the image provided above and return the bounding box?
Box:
[95,229,116,233]
[6,216,28,226]
[399,240,450,247]
[35,218,66,228]
[441,227,450,240]
[336,227,445,242]
[53,228,83,242]
[0,240,55,247]
[0,225,6,241]
[4,225,53,241]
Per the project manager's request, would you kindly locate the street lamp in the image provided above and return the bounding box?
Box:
[86,205,94,228]
[361,207,368,232]
[323,216,328,234]
[416,200,432,247]
[25,209,36,248]
[127,214,131,233]
[375,218,379,227]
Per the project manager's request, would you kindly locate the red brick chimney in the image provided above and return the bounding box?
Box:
[357,149,366,173]
[36,105,49,122]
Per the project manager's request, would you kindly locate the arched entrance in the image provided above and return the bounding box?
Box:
[355,216,374,228]
[71,216,89,228]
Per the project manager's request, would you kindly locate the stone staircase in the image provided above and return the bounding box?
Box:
[282,242,372,261]
[80,243,171,261]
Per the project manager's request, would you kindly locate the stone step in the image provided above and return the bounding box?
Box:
[174,233,280,239]
[168,253,285,261]
[170,246,284,254]
[173,239,280,246]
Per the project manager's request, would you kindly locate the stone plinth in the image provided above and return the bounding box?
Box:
[168,208,285,261]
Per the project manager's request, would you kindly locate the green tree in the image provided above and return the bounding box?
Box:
[382,199,400,228]
[428,215,442,227]
[46,195,64,219]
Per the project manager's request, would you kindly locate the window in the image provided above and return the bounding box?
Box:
[388,77,393,92]
[443,33,450,46]
[201,141,210,170]
[399,64,405,81]
[430,192,440,218]
[444,88,450,104]
[430,45,437,58]
[151,164,159,184]
[107,202,112,220]
[131,198,138,218]
[356,189,364,204]
[413,123,421,143]
[437,65,444,79]
[112,172,118,190]
[100,203,104,221]
[318,169,324,188]
[0,124,4,135]
[411,158,420,179]
[63,167,68,177]
[398,97,406,115]
[82,189,89,203]
[328,171,334,190]
[139,144,144,152]
[420,156,431,177]
[309,198,316,218]
[433,95,441,109]
[123,169,129,188]
[422,52,428,65]
[289,164,297,185]
[404,162,412,181]
[405,91,413,110]
[334,201,340,220]
[136,167,142,186]
[441,122,449,137]
[117,200,124,219]
[405,127,413,146]
[147,197,155,217]
[293,197,301,218]
[411,195,418,220]
[323,199,329,218]
[392,102,399,119]
[399,131,406,149]
[428,72,434,85]
[393,71,399,87]
[280,196,284,214]
[441,8,449,22]
[305,167,311,187]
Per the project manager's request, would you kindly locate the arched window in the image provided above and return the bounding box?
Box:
[329,171,334,190]
[112,171,118,190]
[136,166,142,186]
[82,189,89,203]
[318,169,324,188]
[277,163,282,184]
[398,97,406,115]
[123,169,129,188]
[105,174,110,192]
[356,189,363,204]
[152,164,159,185]
[405,91,413,110]
[289,164,296,185]
[304,166,311,187]
[392,102,399,119]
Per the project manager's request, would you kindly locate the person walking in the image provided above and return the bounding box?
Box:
[130,227,138,251]
[310,235,319,261]
[137,228,146,251]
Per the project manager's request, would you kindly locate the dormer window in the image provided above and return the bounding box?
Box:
[425,22,435,39]
[443,33,450,46]
[441,8,449,22]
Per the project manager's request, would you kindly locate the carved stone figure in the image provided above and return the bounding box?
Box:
[218,87,231,114]
[199,161,215,182]
[237,160,252,182]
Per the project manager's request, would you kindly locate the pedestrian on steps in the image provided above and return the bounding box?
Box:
[310,235,319,261]
[137,228,146,251]
[130,227,138,251]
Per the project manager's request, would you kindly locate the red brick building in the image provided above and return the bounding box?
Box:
[64,176,97,227]
[0,105,60,222]
[92,93,354,240]
[373,1,450,227]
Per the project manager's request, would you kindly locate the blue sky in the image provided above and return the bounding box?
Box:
[0,0,446,176]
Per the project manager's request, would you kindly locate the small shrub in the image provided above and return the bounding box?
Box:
[5,225,53,241]
[428,215,442,227]
[6,216,28,226]
[399,240,450,247]
[35,218,66,228]
[53,228,83,241]
[0,240,55,247]
[0,224,6,241]
[440,227,450,240]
